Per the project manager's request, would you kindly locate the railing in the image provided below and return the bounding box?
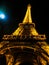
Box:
[2,34,46,41]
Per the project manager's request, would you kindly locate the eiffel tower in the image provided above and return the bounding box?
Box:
[0,4,49,65]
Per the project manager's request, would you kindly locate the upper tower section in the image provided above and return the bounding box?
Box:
[2,4,46,41]
[23,4,32,24]
[12,4,38,36]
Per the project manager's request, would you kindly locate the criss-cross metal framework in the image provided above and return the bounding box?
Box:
[0,4,49,65]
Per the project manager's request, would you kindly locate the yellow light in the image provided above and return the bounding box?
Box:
[22,4,32,24]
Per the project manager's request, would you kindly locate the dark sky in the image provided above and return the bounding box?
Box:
[0,0,48,41]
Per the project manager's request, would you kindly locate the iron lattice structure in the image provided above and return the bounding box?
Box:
[0,4,49,65]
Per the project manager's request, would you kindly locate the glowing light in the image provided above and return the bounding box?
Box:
[0,11,6,20]
[0,14,5,19]
[23,4,32,24]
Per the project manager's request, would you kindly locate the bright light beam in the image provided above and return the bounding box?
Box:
[0,14,5,19]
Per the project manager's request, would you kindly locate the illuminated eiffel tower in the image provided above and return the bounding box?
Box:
[0,4,49,65]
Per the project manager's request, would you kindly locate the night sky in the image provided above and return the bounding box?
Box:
[0,0,48,42]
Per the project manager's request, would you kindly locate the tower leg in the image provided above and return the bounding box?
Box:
[5,54,14,65]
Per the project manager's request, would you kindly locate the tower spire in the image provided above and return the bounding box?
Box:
[12,4,38,35]
[23,4,32,24]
